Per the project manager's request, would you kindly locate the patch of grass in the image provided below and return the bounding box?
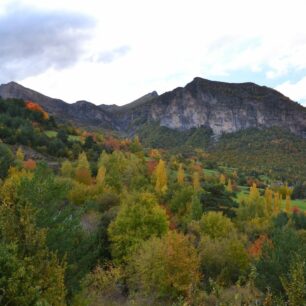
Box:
[45,130,58,138]
[68,135,81,142]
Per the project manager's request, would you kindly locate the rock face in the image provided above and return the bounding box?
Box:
[1,78,306,137]
[113,78,306,136]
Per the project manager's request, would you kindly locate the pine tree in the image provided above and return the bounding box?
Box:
[155,159,168,194]
[177,163,185,186]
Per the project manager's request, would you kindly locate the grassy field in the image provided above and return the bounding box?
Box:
[45,130,81,142]
[45,130,57,138]
[237,186,306,211]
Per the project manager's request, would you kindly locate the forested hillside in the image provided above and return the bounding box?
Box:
[0,98,306,305]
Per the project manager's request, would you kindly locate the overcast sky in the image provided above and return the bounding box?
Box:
[1,0,306,105]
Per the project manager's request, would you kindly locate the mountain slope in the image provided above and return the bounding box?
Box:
[1,78,306,138]
[0,82,115,130]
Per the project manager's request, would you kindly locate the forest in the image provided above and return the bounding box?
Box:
[0,98,306,305]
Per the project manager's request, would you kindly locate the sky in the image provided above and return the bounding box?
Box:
[1,0,306,106]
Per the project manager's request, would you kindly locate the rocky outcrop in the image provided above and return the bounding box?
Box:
[113,78,306,137]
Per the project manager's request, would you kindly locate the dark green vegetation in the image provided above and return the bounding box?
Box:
[139,123,306,183]
[0,97,306,305]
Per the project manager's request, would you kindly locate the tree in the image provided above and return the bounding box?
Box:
[264,188,273,215]
[0,189,66,304]
[200,182,238,217]
[154,159,167,194]
[192,171,201,191]
[16,146,25,161]
[96,165,106,186]
[108,192,169,262]
[60,159,73,178]
[226,178,233,192]
[199,211,237,239]
[23,159,36,170]
[285,193,291,213]
[199,235,250,285]
[219,173,226,185]
[127,231,200,301]
[191,193,202,221]
[177,163,185,186]
[0,143,14,178]
[280,256,306,306]
[75,152,91,185]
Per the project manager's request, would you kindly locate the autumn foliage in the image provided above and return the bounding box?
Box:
[23,159,37,170]
[25,101,49,120]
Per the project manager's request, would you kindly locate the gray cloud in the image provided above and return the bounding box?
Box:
[97,45,130,63]
[0,3,96,83]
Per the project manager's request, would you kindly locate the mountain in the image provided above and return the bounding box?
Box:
[113,78,306,137]
[0,82,115,130]
[1,78,306,138]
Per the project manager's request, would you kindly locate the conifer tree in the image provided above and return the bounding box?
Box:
[155,159,168,194]
[177,163,185,186]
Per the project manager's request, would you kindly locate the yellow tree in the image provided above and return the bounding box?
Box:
[155,159,168,194]
[249,182,260,200]
[75,152,92,185]
[193,171,201,191]
[264,188,273,215]
[227,178,233,192]
[16,147,25,161]
[219,174,226,185]
[177,163,185,186]
[60,160,73,178]
[273,192,280,214]
[285,193,291,213]
[96,165,106,186]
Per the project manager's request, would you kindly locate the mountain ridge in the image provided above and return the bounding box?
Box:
[1,78,306,137]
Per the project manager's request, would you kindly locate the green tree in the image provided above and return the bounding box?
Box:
[281,256,306,306]
[128,231,200,301]
[108,192,169,263]
[199,211,237,239]
[0,143,14,178]
[177,163,185,186]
